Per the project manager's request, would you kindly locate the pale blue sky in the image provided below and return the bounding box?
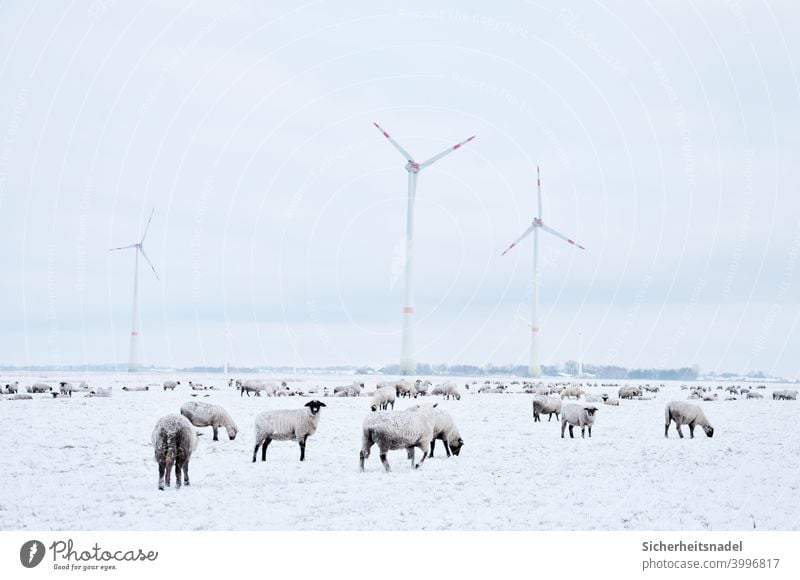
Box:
[1,0,798,376]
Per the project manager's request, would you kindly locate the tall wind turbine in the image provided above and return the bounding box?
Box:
[501,168,585,378]
[109,208,159,372]
[374,122,476,375]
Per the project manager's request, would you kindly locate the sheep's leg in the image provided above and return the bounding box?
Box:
[588,426,592,438]
[174,459,182,489]
[379,452,391,472]
[561,421,567,438]
[444,442,451,457]
[430,439,436,457]
[182,459,190,486]
[689,423,695,439]
[581,426,585,438]
[299,435,308,461]
[261,438,272,461]
[212,425,219,442]
[164,458,173,488]
[252,441,260,463]
[158,462,166,491]
[664,422,670,438]
[415,443,430,469]
[569,425,575,439]
[676,424,684,439]
[408,446,415,467]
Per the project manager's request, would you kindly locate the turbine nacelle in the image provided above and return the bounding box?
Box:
[405,161,421,173]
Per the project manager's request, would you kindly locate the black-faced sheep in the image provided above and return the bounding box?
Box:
[180,401,238,441]
[359,403,438,472]
[430,408,464,458]
[163,380,180,391]
[152,414,198,491]
[560,403,598,438]
[370,387,396,411]
[58,382,73,397]
[618,386,642,399]
[252,400,326,462]
[532,395,563,422]
[3,381,19,394]
[664,401,714,438]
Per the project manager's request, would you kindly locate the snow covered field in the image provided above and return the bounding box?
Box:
[1,373,799,531]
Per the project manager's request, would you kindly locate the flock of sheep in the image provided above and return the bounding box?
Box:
[4,375,797,491]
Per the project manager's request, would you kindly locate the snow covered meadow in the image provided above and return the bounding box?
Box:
[1,373,799,531]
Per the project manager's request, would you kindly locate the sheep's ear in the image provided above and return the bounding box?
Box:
[318,401,327,407]
[433,403,438,408]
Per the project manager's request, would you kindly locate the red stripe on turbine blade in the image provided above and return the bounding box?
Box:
[531,327,540,333]
[403,307,414,314]
[453,143,460,149]
[131,331,138,336]
[383,132,389,138]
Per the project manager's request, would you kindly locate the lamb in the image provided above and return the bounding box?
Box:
[252,400,326,462]
[370,387,396,411]
[664,401,714,438]
[180,401,238,441]
[560,403,598,438]
[359,403,439,472]
[27,383,52,394]
[3,381,19,394]
[163,380,180,391]
[429,408,464,458]
[532,396,563,422]
[151,414,198,490]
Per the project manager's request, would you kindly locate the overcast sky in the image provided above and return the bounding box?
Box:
[1,0,798,376]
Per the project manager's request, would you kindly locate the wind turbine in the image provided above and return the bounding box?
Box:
[501,168,585,378]
[109,208,159,372]
[374,122,476,375]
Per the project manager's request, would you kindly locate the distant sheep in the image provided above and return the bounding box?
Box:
[3,381,19,394]
[122,385,150,392]
[252,400,326,462]
[603,397,620,406]
[560,386,583,400]
[618,386,641,399]
[57,382,73,397]
[443,382,461,401]
[370,387,396,411]
[430,408,464,458]
[9,393,33,400]
[27,383,52,394]
[664,401,714,438]
[180,401,238,441]
[359,403,438,472]
[561,404,598,438]
[532,396,562,422]
[773,390,798,401]
[334,382,364,397]
[163,380,180,391]
[85,387,112,398]
[152,414,198,491]
[746,391,763,400]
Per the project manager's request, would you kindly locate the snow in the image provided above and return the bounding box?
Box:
[1,373,799,530]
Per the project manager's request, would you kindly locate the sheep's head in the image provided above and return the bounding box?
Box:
[449,437,464,456]
[305,400,327,415]
[370,403,379,412]
[584,406,598,417]
[703,425,714,438]
[226,424,238,440]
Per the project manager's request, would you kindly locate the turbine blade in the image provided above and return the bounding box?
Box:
[419,135,476,170]
[138,247,160,280]
[108,243,138,251]
[500,223,536,256]
[140,208,155,243]
[540,222,585,250]
[373,122,414,162]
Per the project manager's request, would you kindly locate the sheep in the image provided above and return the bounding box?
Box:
[252,400,326,462]
[122,385,150,392]
[359,403,438,472]
[532,396,563,422]
[9,393,33,400]
[151,414,198,491]
[773,390,798,401]
[561,403,598,438]
[415,380,430,396]
[664,401,714,438]
[746,391,763,399]
[603,397,620,406]
[163,380,180,391]
[618,386,642,399]
[334,382,364,397]
[429,408,464,458]
[85,387,112,398]
[642,384,660,393]
[27,383,52,394]
[702,393,718,402]
[3,381,19,394]
[431,385,444,396]
[394,380,415,398]
[370,387,396,411]
[180,401,238,441]
[443,382,461,401]
[560,386,583,400]
[188,381,206,391]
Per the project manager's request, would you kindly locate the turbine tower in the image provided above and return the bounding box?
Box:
[374,122,475,375]
[109,208,159,372]
[501,168,585,378]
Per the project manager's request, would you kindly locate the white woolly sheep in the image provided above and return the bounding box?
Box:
[603,397,620,406]
[180,401,238,441]
[122,385,150,392]
[28,383,52,394]
[4,381,19,394]
[359,403,439,472]
[773,390,798,401]
[57,382,73,397]
[252,400,326,462]
[10,393,33,400]
[560,386,584,400]
[702,393,718,401]
[431,385,444,396]
[163,380,180,391]
[85,387,112,398]
[664,401,714,438]
[152,413,198,491]
[746,391,763,399]
[430,408,464,458]
[334,382,364,397]
[561,403,598,438]
[532,396,563,422]
[370,387,396,411]
[443,382,461,401]
[618,386,641,399]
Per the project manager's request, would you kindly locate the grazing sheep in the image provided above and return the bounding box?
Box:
[702,393,718,402]
[370,387,397,411]
[415,380,429,396]
[359,403,438,472]
[618,386,642,399]
[180,401,238,441]
[560,386,583,400]
[152,414,198,491]
[430,408,464,458]
[163,380,180,391]
[252,400,326,462]
[431,385,444,396]
[532,396,563,422]
[603,397,620,406]
[3,381,19,394]
[334,382,365,397]
[773,390,798,401]
[443,382,461,401]
[122,385,150,392]
[746,391,763,399]
[664,401,714,438]
[28,383,52,394]
[561,404,598,438]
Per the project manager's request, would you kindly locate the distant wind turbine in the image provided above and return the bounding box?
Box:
[501,168,585,378]
[374,122,476,375]
[109,208,159,372]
